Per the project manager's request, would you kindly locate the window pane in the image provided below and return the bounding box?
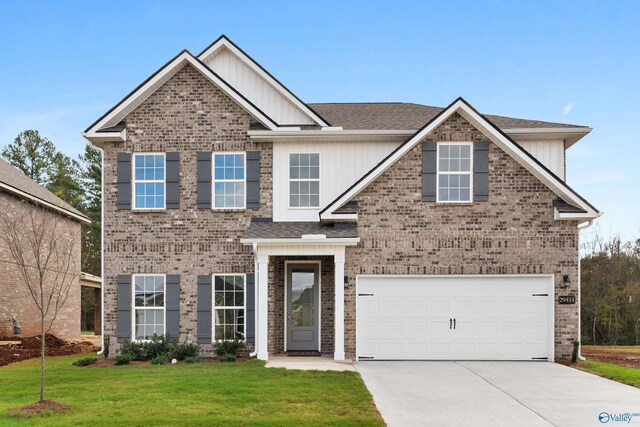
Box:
[460,145,470,158]
[290,195,299,207]
[290,154,300,167]
[310,153,319,166]
[460,189,470,201]
[460,159,470,171]
[439,189,449,201]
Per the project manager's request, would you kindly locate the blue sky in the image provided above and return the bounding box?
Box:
[1,1,638,241]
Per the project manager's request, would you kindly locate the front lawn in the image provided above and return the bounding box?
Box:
[578,360,640,388]
[0,355,383,426]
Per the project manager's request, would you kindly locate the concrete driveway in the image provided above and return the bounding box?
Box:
[355,361,640,426]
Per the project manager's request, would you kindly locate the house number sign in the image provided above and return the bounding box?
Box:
[558,295,576,305]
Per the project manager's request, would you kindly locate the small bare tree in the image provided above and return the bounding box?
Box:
[0,201,80,403]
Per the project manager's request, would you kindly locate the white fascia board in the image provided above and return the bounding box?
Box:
[239,237,360,245]
[0,182,91,224]
[82,130,126,144]
[319,213,358,222]
[554,209,604,221]
[505,127,592,149]
[85,51,278,135]
[198,37,330,127]
[320,98,599,221]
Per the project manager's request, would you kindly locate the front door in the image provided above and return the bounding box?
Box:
[286,263,320,351]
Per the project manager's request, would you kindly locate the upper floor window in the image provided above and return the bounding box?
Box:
[213,152,245,209]
[133,153,165,209]
[437,142,472,203]
[133,274,165,341]
[289,153,319,208]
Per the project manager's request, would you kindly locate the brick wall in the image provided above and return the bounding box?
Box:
[344,113,580,361]
[102,64,271,355]
[0,191,82,339]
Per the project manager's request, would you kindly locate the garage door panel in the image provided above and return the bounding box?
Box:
[357,276,552,361]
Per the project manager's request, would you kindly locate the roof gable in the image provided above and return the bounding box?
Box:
[320,97,600,222]
[84,50,279,140]
[198,35,330,127]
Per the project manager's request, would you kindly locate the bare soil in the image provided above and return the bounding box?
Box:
[0,334,98,367]
[582,345,640,369]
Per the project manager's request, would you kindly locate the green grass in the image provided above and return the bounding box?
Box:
[579,360,640,388]
[0,355,383,426]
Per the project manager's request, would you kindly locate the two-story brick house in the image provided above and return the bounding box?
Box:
[84,36,600,362]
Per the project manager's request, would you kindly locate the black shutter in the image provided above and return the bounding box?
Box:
[197,275,212,344]
[473,140,490,201]
[246,151,261,209]
[116,275,132,342]
[245,273,255,343]
[117,153,132,210]
[197,152,212,209]
[165,152,180,209]
[422,140,437,201]
[165,275,180,342]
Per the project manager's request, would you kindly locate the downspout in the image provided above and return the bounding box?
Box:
[250,242,258,357]
[577,219,595,361]
[91,144,106,355]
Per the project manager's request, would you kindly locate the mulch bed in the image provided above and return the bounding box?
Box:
[7,399,68,416]
[581,346,640,369]
[85,356,249,367]
[0,334,98,367]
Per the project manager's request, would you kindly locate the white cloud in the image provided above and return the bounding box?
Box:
[562,102,574,115]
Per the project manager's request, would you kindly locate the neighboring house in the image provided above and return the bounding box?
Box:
[0,157,90,339]
[80,272,102,334]
[84,35,600,362]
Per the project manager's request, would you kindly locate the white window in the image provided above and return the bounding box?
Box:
[213,152,245,209]
[289,153,320,208]
[133,153,166,209]
[214,274,245,341]
[437,142,473,202]
[133,274,165,341]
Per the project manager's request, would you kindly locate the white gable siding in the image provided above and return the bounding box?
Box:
[514,138,565,180]
[205,48,315,126]
[273,141,401,221]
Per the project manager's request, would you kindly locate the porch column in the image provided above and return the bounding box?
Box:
[334,249,345,360]
[257,252,269,361]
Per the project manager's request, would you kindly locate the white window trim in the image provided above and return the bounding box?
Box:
[131,273,167,342]
[212,151,247,210]
[288,152,321,209]
[436,142,474,204]
[132,152,167,210]
[212,273,247,342]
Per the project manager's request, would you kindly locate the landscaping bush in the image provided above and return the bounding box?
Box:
[115,354,132,365]
[184,355,203,364]
[119,340,145,361]
[144,334,169,360]
[213,336,244,362]
[170,341,200,361]
[73,357,98,367]
[152,355,169,365]
[103,336,110,359]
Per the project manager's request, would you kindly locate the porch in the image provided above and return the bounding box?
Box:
[240,220,359,361]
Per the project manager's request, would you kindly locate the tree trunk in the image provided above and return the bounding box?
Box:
[592,304,598,345]
[40,316,45,402]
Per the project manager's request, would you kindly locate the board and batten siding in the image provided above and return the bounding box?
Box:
[515,138,565,180]
[273,141,401,221]
[204,47,314,126]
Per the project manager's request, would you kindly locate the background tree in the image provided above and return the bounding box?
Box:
[1,130,57,185]
[78,144,102,276]
[0,203,81,403]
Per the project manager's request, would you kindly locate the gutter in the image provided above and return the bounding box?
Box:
[577,219,595,361]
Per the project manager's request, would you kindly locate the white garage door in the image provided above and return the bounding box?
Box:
[356,276,553,361]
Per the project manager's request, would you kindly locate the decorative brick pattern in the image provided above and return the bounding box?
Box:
[344,113,580,361]
[0,191,82,339]
[102,65,271,355]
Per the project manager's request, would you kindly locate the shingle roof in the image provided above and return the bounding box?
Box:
[308,102,588,131]
[0,157,88,221]
[553,199,588,214]
[242,220,358,240]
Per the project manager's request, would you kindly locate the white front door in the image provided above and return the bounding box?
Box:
[356,275,553,361]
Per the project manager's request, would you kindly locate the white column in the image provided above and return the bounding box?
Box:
[257,252,269,361]
[334,249,345,361]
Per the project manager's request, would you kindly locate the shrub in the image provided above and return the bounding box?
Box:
[144,334,169,360]
[103,336,110,359]
[119,340,145,360]
[73,357,98,367]
[115,354,132,365]
[170,341,200,361]
[152,355,169,365]
[213,336,244,362]
[184,355,203,364]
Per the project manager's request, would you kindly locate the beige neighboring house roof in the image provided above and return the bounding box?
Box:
[308,102,589,131]
[0,157,90,223]
[80,272,102,289]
